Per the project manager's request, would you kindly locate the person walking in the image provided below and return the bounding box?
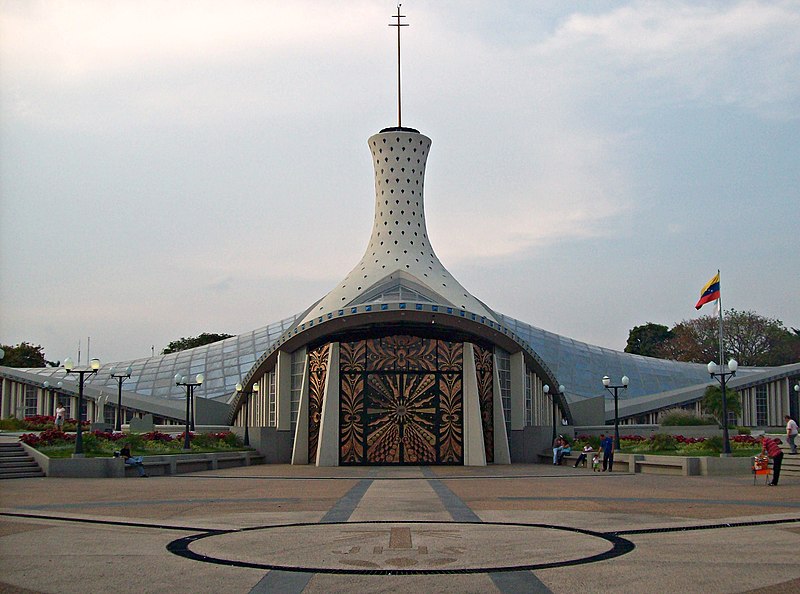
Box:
[785,415,798,455]
[762,435,784,486]
[600,433,614,472]
[54,403,66,430]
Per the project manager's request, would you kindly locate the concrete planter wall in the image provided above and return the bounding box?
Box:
[21,442,125,478]
[574,425,728,439]
[19,442,262,478]
[614,453,751,476]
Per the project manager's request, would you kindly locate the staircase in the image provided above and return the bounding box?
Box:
[779,440,800,478]
[0,442,45,479]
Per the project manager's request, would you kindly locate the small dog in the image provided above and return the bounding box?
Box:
[592,454,601,472]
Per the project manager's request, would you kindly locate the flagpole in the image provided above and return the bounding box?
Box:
[717,269,723,367]
[715,268,732,455]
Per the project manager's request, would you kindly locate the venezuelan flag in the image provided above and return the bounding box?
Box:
[695,272,720,310]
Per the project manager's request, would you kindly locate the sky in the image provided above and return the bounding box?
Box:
[1,0,799,365]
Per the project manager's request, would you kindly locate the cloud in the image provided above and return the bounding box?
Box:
[0,1,387,129]
[540,0,800,119]
[414,1,800,264]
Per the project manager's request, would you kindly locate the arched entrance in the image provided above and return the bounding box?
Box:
[326,334,494,465]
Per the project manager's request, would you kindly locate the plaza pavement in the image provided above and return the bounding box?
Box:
[0,462,798,594]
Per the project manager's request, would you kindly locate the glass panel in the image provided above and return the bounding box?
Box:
[496,347,511,442]
[756,385,768,426]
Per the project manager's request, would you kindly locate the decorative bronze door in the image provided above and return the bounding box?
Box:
[340,335,464,465]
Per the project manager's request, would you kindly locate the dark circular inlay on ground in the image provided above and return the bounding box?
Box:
[166,520,635,575]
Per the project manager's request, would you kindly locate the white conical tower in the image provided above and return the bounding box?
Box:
[299,127,497,325]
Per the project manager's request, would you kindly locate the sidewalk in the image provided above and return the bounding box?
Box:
[0,463,798,593]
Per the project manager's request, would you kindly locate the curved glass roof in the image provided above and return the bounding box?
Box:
[19,307,754,410]
[499,313,715,399]
[25,315,299,404]
[497,313,759,401]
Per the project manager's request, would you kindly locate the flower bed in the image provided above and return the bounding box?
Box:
[572,433,760,457]
[0,415,90,432]
[20,429,246,458]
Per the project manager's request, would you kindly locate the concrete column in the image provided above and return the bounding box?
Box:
[492,354,511,464]
[13,383,22,418]
[510,351,525,430]
[290,350,311,465]
[1,378,10,418]
[462,343,486,467]
[316,343,340,467]
[276,350,292,431]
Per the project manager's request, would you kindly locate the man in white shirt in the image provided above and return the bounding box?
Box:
[786,415,798,454]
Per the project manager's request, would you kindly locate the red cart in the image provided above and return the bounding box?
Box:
[752,454,770,485]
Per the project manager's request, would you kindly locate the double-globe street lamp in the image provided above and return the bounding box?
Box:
[794,384,800,420]
[707,359,738,456]
[542,383,565,443]
[175,373,204,450]
[64,357,100,456]
[602,374,629,449]
[235,382,260,446]
[793,383,799,419]
[109,366,133,432]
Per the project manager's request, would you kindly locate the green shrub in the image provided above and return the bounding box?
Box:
[703,435,724,453]
[650,433,678,450]
[625,442,653,453]
[121,433,144,452]
[660,409,715,426]
[675,442,715,455]
[0,417,25,430]
[192,431,241,449]
[81,432,98,451]
[736,426,751,435]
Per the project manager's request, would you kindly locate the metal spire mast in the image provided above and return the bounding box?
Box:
[389,4,408,127]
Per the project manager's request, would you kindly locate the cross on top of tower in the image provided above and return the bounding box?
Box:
[388,4,408,128]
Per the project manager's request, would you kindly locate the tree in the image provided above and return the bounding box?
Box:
[656,317,719,363]
[765,327,800,366]
[724,309,797,366]
[625,323,673,357]
[644,309,799,366]
[0,342,57,368]
[701,385,741,428]
[161,333,234,354]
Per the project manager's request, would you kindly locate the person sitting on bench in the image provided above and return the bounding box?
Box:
[573,444,594,468]
[116,443,148,477]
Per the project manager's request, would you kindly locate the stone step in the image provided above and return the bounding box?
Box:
[0,470,45,479]
[0,442,44,479]
[0,453,32,460]
[0,459,40,468]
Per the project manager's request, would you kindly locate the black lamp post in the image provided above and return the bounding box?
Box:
[42,380,64,416]
[175,373,204,450]
[542,383,565,443]
[109,366,133,432]
[64,357,100,456]
[707,359,738,456]
[602,374,629,450]
[235,382,260,446]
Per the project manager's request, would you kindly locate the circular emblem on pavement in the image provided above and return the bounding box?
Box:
[168,521,634,575]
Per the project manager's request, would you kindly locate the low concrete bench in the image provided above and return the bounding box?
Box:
[634,455,700,476]
[539,449,634,473]
[124,451,263,477]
